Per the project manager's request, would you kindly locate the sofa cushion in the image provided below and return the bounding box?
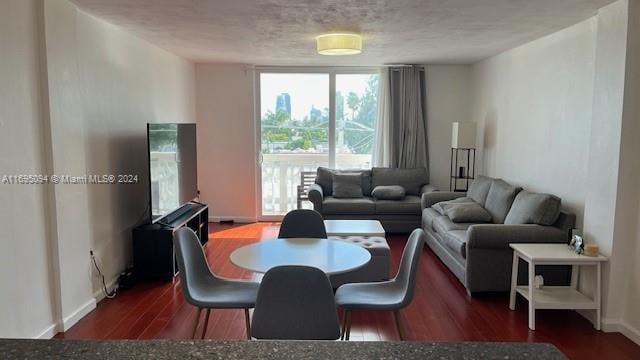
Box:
[443,230,468,259]
[432,197,474,215]
[432,216,475,235]
[371,185,406,200]
[322,196,375,215]
[445,203,492,223]
[375,196,421,215]
[422,208,442,231]
[484,179,521,224]
[371,167,428,196]
[332,173,363,198]
[316,167,372,196]
[504,190,562,226]
[467,175,493,206]
[316,167,335,196]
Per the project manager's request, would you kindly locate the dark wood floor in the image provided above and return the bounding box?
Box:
[56,222,640,359]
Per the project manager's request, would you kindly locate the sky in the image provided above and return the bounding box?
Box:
[260,73,377,121]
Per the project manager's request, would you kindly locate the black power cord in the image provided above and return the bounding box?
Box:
[90,250,117,299]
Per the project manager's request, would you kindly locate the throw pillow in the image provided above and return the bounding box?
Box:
[315,167,372,196]
[371,167,428,196]
[315,167,335,196]
[484,179,521,224]
[504,190,561,225]
[371,185,406,200]
[432,197,474,215]
[332,173,364,198]
[445,203,493,223]
[467,176,493,206]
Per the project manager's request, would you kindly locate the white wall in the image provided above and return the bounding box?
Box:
[43,0,95,330]
[612,0,640,342]
[0,0,57,338]
[471,18,597,227]
[582,0,629,328]
[0,0,195,338]
[425,65,473,190]
[470,0,640,342]
[74,4,195,298]
[42,0,196,327]
[196,64,257,222]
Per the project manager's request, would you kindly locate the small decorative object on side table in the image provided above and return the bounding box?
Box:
[509,243,608,331]
[569,229,584,254]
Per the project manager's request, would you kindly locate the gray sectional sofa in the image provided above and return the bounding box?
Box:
[421,175,575,294]
[308,167,436,233]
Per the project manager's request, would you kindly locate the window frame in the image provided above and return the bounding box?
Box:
[254,66,381,220]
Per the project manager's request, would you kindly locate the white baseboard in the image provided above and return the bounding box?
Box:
[35,323,60,339]
[602,318,640,345]
[93,275,120,303]
[61,298,97,331]
[209,216,257,223]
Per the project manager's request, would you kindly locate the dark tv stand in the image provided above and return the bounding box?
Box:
[133,202,209,282]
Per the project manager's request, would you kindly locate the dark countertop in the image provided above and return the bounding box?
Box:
[0,339,565,359]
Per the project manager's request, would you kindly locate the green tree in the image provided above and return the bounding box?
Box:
[336,91,345,124]
[346,92,360,121]
[354,75,379,128]
[262,108,293,153]
[344,75,379,154]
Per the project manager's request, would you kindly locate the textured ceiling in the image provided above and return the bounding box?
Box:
[70,0,614,65]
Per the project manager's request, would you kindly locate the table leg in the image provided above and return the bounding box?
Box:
[528,260,535,330]
[596,263,602,330]
[570,264,580,289]
[509,252,519,310]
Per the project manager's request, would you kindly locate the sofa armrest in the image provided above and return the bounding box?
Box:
[420,184,438,195]
[467,224,567,250]
[421,191,467,210]
[307,183,324,212]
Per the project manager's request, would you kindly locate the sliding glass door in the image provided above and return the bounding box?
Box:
[335,74,379,169]
[257,69,379,218]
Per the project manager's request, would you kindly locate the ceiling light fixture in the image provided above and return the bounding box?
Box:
[316,33,362,56]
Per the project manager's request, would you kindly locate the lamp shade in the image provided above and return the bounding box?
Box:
[316,34,362,55]
[451,122,477,149]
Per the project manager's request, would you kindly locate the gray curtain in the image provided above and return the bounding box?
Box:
[388,66,429,176]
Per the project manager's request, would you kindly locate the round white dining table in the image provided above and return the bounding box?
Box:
[229,238,371,275]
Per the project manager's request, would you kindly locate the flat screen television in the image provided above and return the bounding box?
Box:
[147,123,198,223]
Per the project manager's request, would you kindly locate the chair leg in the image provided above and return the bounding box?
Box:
[191,308,202,339]
[393,310,405,341]
[244,309,251,340]
[201,309,211,339]
[345,311,352,341]
[340,310,349,340]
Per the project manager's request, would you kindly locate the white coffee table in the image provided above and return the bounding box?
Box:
[229,238,371,275]
[324,220,386,237]
[509,243,608,330]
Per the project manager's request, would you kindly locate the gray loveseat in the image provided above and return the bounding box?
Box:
[308,167,437,233]
[421,175,575,294]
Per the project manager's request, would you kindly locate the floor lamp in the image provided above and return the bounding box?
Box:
[450,122,477,192]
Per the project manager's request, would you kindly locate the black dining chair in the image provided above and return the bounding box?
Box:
[173,227,259,339]
[251,265,341,340]
[335,228,425,340]
[278,209,327,238]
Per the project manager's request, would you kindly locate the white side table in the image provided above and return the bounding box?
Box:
[509,243,608,330]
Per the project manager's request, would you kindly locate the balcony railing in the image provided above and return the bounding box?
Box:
[261,153,372,215]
